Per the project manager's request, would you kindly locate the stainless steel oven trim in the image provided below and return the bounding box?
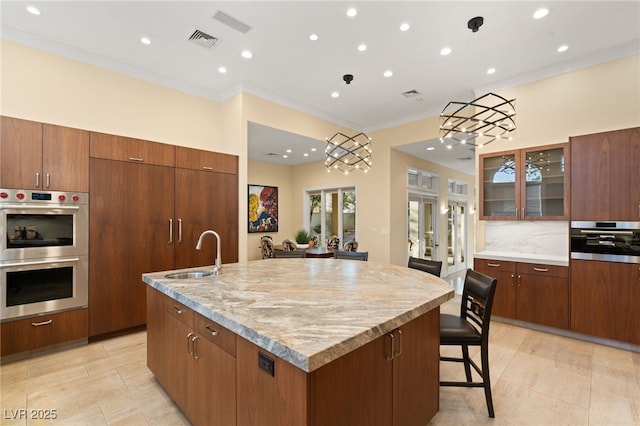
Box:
[571,221,640,230]
[1,255,88,321]
[571,252,640,264]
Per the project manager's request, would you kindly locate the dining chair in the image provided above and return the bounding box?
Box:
[327,235,340,249]
[439,268,498,418]
[260,235,274,259]
[273,249,306,258]
[343,239,359,252]
[407,256,442,277]
[334,251,368,261]
[282,239,296,251]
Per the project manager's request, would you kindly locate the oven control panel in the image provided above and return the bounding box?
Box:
[0,188,88,205]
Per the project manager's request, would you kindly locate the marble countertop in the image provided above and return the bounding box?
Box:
[474,250,569,266]
[143,259,454,373]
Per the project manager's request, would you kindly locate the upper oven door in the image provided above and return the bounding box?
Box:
[1,204,88,261]
[570,221,640,263]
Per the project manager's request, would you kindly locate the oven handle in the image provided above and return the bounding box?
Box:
[1,258,80,268]
[1,204,80,211]
[580,230,633,236]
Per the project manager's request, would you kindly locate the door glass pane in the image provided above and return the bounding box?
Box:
[342,191,356,243]
[423,201,435,260]
[309,194,322,240]
[408,200,419,257]
[447,204,455,267]
[524,147,565,217]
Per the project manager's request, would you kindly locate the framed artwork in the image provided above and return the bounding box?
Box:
[248,184,278,233]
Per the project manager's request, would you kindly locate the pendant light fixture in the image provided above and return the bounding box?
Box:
[324,131,372,174]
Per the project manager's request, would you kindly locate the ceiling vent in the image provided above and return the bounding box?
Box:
[187,29,219,49]
[402,89,421,98]
[213,10,252,34]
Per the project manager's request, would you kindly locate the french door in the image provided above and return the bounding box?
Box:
[447,200,467,273]
[407,193,438,261]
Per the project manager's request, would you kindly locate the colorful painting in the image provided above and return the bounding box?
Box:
[248,185,278,233]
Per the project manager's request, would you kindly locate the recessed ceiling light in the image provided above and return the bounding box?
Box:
[446,145,453,150]
[311,148,317,152]
[309,34,319,41]
[218,66,227,74]
[304,153,309,157]
[533,8,549,19]
[487,67,496,75]
[383,70,393,78]
[358,44,367,52]
[400,22,410,31]
[557,44,569,53]
[282,154,288,158]
[426,147,435,151]
[286,149,292,153]
[26,5,40,15]
[241,50,253,59]
[440,47,452,56]
[140,37,151,45]
[346,8,357,17]
[331,91,340,98]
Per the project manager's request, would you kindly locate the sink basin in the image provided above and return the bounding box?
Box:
[165,270,214,279]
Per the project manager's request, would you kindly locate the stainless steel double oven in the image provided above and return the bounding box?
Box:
[1,188,88,321]
[571,221,640,264]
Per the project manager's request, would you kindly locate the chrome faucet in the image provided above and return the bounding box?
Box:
[196,230,221,274]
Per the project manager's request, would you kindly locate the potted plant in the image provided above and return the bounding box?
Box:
[294,229,310,248]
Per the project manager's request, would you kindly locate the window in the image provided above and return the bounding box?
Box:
[408,168,438,192]
[447,178,468,195]
[306,187,357,248]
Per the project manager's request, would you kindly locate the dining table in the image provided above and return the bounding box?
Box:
[273,245,337,258]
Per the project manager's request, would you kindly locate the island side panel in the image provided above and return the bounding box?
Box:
[236,337,308,426]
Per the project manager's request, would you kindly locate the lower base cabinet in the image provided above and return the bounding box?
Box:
[1,308,88,357]
[147,287,440,426]
[474,259,569,329]
[571,259,640,345]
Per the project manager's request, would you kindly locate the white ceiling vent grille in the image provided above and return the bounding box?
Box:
[402,89,421,98]
[213,10,252,34]
[187,29,219,49]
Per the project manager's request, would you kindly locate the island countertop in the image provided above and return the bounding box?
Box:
[142,259,454,372]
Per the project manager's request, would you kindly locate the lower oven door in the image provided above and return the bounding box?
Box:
[1,255,88,320]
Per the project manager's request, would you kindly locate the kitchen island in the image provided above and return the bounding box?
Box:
[143,259,454,426]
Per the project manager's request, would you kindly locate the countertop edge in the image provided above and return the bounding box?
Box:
[474,251,569,267]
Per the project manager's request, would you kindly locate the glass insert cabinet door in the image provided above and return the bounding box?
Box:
[479,143,569,220]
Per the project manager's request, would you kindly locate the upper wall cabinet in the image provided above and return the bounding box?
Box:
[0,116,89,192]
[479,143,570,220]
[571,127,640,221]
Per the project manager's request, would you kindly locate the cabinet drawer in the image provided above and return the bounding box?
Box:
[195,313,236,357]
[175,146,238,174]
[517,263,568,278]
[165,299,194,328]
[90,132,175,166]
[1,308,88,356]
[474,258,517,273]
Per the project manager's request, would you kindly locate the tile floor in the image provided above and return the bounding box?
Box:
[1,272,639,425]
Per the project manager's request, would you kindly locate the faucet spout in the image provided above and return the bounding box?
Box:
[196,230,221,274]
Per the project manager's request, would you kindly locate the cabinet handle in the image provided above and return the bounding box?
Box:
[533,267,549,272]
[191,335,199,360]
[172,306,183,315]
[45,173,50,188]
[31,319,53,327]
[128,157,144,162]
[511,274,515,287]
[35,172,40,188]
[522,208,525,219]
[202,166,214,171]
[515,208,518,220]
[517,274,522,287]
[487,263,501,267]
[187,332,195,357]
[177,219,182,244]
[385,332,395,361]
[204,324,219,336]
[394,329,403,357]
[169,219,173,244]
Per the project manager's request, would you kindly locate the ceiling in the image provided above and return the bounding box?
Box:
[2,1,639,175]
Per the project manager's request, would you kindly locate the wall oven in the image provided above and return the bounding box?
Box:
[1,188,89,320]
[570,221,640,264]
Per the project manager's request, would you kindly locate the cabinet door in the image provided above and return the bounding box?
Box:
[610,127,640,220]
[392,308,439,426]
[89,132,175,167]
[0,116,42,189]
[521,144,569,220]
[570,133,611,220]
[42,124,89,192]
[474,259,516,318]
[89,159,175,336]
[175,146,238,174]
[517,265,569,329]
[479,150,520,220]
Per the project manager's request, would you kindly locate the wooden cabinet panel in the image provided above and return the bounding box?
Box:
[571,127,640,221]
[89,131,175,166]
[89,158,175,337]
[1,308,88,356]
[516,265,569,329]
[194,312,236,357]
[0,116,42,189]
[474,259,517,318]
[571,260,640,344]
[42,124,89,192]
[176,146,238,174]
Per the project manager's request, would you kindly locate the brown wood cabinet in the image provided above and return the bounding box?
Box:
[570,259,640,345]
[89,134,238,337]
[146,288,236,426]
[570,127,640,221]
[0,116,89,191]
[479,143,570,220]
[0,308,88,356]
[474,259,569,329]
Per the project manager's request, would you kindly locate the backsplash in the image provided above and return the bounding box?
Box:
[483,221,569,256]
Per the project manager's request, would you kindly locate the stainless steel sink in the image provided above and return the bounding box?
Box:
[165,271,214,279]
